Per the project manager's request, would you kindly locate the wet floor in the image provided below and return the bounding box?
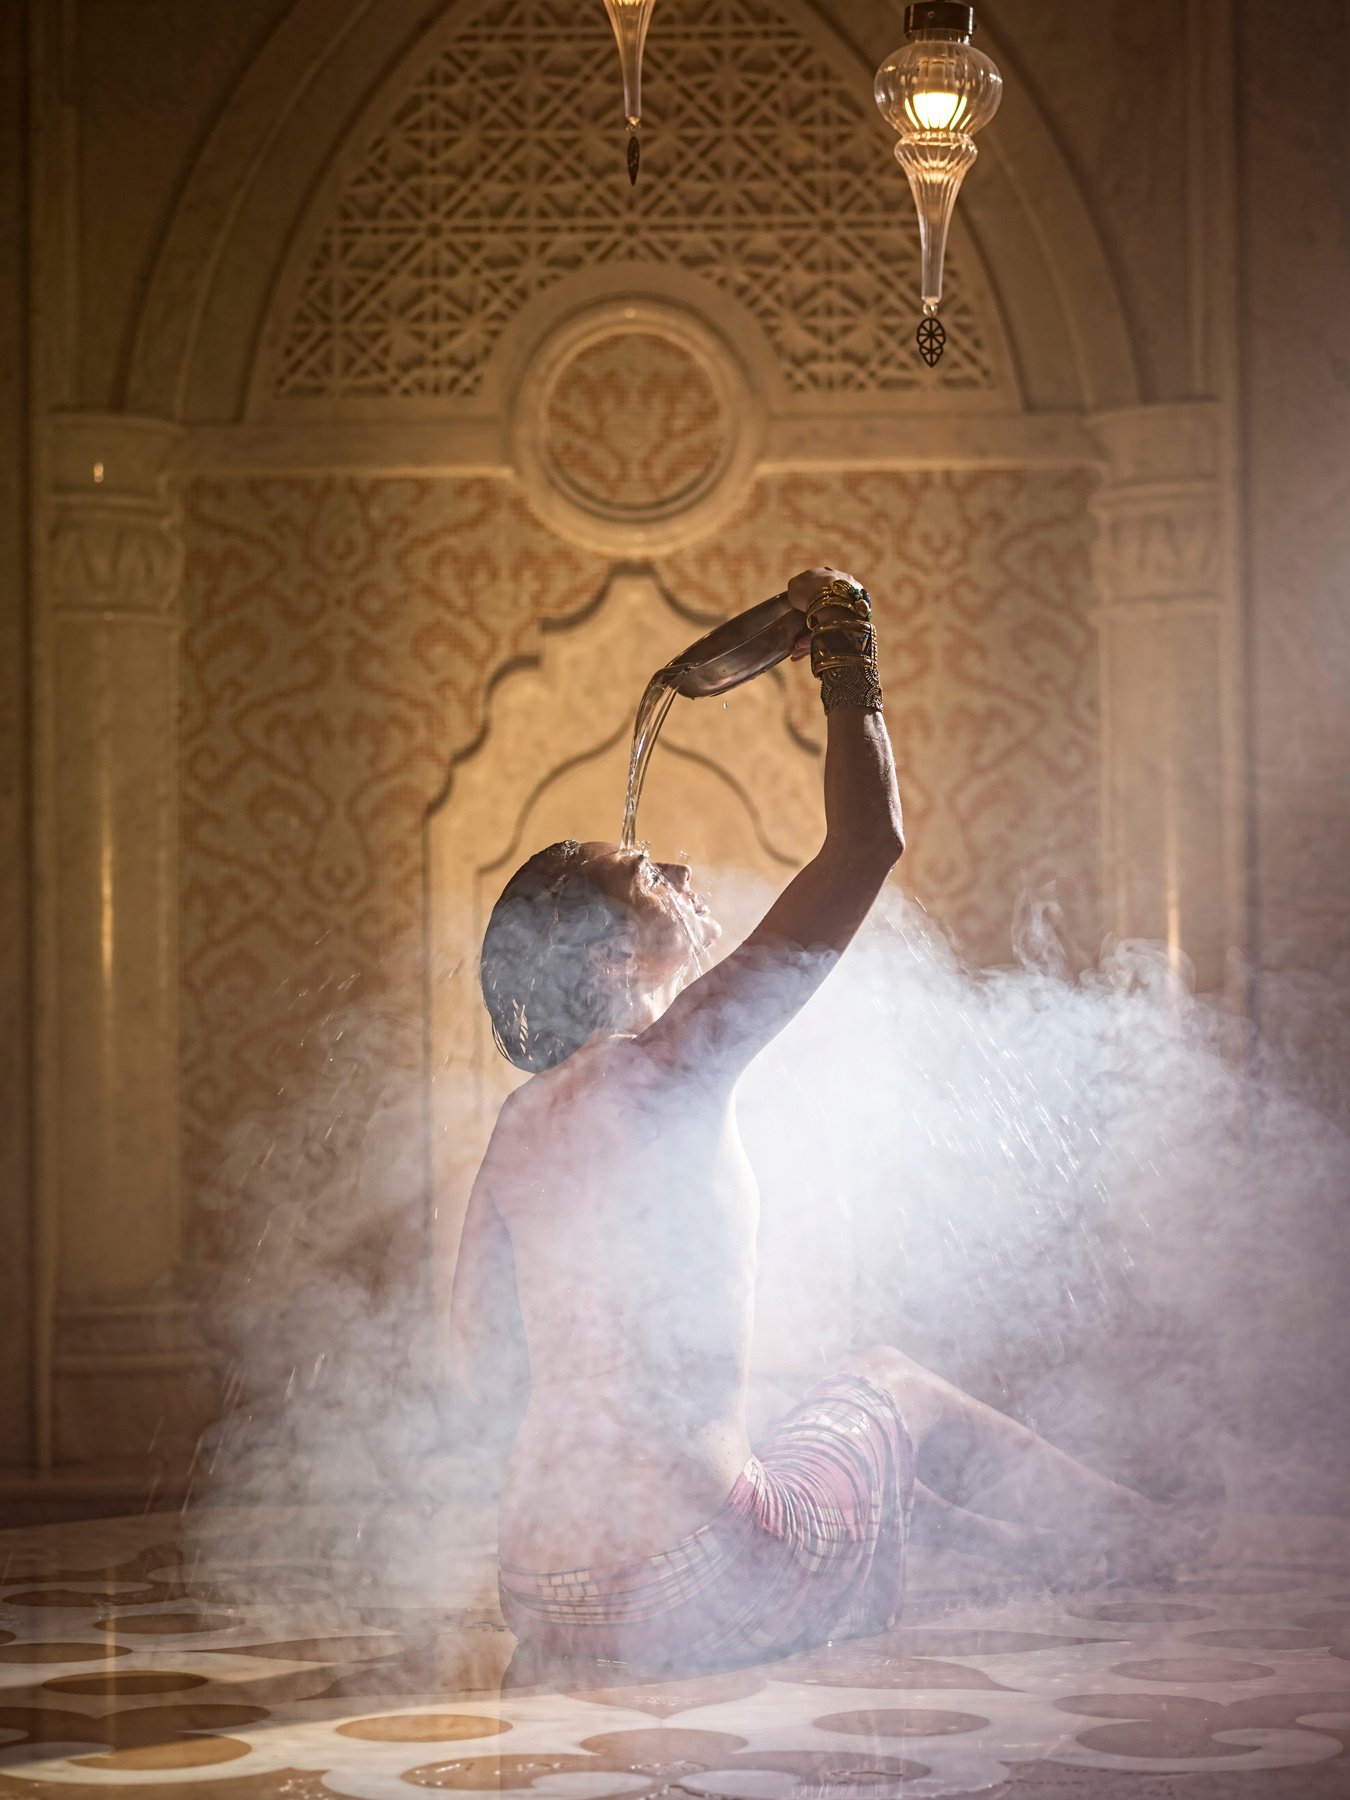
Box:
[1,1507,1348,1798]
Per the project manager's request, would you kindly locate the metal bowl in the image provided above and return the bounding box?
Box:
[657,593,800,698]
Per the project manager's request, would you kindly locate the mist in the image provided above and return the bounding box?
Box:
[184,864,1350,1602]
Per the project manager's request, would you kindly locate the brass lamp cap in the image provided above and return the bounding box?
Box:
[904,1,976,34]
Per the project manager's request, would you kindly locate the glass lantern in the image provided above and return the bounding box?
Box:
[875,2,1003,364]
[602,0,658,184]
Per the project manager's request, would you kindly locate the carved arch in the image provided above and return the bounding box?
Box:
[252,0,1012,411]
[125,0,1140,423]
[423,567,822,1279]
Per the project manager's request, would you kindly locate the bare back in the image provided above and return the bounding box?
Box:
[485,1040,759,1570]
[455,571,904,1576]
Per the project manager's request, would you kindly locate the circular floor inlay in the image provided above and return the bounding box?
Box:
[76,1735,251,1772]
[1177,1573,1303,1596]
[578,1728,748,1771]
[677,1754,930,1798]
[893,1628,1103,1656]
[814,1707,988,1738]
[403,1752,640,1790]
[44,1670,208,1695]
[1073,1600,1215,1623]
[336,1713,509,1743]
[1293,1610,1350,1657]
[231,1634,401,1661]
[0,1641,130,1662]
[564,1670,764,1717]
[1186,1627,1320,1651]
[1111,1657,1276,1684]
[96,1610,235,1635]
[1055,1693,1235,1762]
[6,1588,134,1608]
[785,1652,1011,1691]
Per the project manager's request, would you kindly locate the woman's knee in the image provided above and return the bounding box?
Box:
[846,1344,910,1388]
[843,1343,945,1442]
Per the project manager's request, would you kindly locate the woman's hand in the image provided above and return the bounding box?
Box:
[786,565,858,611]
[786,565,861,659]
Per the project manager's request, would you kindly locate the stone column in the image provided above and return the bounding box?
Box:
[1090,403,1244,998]
[40,415,205,1474]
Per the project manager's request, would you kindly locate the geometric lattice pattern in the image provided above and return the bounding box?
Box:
[274,0,1004,400]
[178,469,1095,1260]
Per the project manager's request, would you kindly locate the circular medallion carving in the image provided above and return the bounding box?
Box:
[511,301,761,554]
[544,333,724,515]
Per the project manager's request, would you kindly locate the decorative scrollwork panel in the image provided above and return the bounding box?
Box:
[179,467,1095,1254]
[271,0,1008,405]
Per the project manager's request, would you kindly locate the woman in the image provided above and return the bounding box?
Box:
[452,566,1199,1672]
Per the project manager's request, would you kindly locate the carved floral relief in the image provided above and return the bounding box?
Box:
[179,469,1097,1252]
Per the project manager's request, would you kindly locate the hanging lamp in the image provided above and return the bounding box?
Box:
[602,0,658,185]
[875,2,1003,367]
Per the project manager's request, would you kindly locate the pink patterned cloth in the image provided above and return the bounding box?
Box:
[498,1374,915,1671]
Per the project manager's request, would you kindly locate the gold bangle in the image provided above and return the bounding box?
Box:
[805,580,871,633]
[809,622,875,675]
[807,576,869,606]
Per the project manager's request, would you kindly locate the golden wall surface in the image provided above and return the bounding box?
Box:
[178,467,1098,1275]
[0,0,35,1474]
[4,0,1346,1516]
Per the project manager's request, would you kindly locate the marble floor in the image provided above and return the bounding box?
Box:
[1,1506,1349,1799]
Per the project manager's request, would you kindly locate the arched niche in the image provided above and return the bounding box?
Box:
[125,0,1139,423]
[425,570,822,1286]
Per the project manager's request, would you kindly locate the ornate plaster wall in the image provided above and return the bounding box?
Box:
[0,0,35,1472]
[1237,0,1350,1119]
[261,0,1008,410]
[64,0,1213,422]
[990,0,1221,403]
[7,0,1260,1509]
[69,0,293,410]
[179,466,1098,1274]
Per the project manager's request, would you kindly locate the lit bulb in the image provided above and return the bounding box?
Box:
[909,89,963,132]
[875,2,1003,319]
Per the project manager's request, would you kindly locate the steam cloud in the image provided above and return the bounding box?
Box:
[186,871,1350,1599]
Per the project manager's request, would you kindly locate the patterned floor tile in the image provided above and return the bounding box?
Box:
[0,1510,1346,1798]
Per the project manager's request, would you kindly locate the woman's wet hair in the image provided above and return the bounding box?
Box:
[480,841,635,1072]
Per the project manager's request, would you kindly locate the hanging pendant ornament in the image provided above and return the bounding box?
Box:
[916,307,946,367]
[602,0,658,186]
[875,2,1002,367]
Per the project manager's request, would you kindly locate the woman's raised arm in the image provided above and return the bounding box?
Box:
[638,567,902,1084]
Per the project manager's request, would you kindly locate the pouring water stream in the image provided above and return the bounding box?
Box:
[619,592,800,850]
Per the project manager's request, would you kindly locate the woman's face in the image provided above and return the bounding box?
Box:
[579,840,721,990]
